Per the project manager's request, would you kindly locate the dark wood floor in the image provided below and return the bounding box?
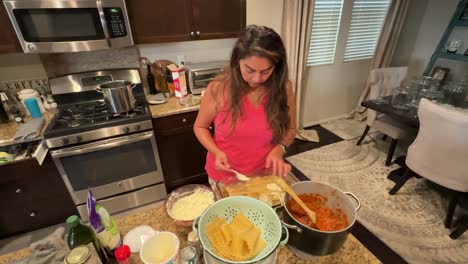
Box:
[288,125,407,264]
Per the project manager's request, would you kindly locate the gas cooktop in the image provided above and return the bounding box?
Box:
[44,69,154,148]
[44,98,151,138]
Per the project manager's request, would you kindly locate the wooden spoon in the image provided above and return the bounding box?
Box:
[275,177,317,224]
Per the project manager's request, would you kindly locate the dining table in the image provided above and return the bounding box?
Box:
[361,96,419,128]
[361,96,419,182]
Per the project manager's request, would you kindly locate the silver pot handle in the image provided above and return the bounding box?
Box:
[274,206,303,234]
[344,192,361,211]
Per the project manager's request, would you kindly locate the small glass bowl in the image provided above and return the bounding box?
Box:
[165,184,214,227]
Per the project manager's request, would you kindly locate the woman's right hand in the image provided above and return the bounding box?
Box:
[214,150,231,172]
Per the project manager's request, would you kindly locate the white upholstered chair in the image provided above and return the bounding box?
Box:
[389,99,468,239]
[356,67,417,166]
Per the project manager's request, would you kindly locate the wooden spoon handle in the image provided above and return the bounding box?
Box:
[276,178,317,223]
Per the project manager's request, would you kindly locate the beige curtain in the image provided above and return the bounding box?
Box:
[281,0,314,129]
[348,0,410,120]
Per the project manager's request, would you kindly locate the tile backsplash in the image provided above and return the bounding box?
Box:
[39,46,141,78]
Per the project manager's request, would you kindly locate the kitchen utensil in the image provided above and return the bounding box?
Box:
[278,181,361,256]
[140,231,179,264]
[275,178,316,224]
[230,169,250,182]
[0,91,25,121]
[98,80,136,113]
[194,196,289,264]
[165,184,215,227]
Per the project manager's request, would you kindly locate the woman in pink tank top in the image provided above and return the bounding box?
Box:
[194,25,297,185]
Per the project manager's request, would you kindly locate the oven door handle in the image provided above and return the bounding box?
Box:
[51,131,154,158]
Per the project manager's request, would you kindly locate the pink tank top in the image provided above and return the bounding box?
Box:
[205,95,274,184]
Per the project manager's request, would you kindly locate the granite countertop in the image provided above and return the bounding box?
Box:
[149,96,200,118]
[0,205,381,264]
[0,111,55,148]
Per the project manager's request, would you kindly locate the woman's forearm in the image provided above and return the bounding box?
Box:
[194,126,222,155]
[280,126,297,146]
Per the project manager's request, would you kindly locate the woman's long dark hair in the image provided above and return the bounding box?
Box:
[228,25,290,144]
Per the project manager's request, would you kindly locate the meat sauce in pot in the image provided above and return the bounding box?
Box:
[286,193,349,231]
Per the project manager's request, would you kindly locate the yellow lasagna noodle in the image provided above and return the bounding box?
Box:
[205,213,266,261]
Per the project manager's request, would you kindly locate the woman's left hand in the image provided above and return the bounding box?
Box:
[265,145,291,178]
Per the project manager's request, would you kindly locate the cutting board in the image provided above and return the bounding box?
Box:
[222,175,293,206]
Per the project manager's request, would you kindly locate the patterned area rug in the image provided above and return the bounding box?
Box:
[321,118,376,140]
[287,135,468,264]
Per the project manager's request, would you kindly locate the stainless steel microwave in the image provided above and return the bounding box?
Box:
[3,0,133,53]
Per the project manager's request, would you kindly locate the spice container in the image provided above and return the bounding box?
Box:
[187,230,203,256]
[114,245,131,264]
[179,246,199,264]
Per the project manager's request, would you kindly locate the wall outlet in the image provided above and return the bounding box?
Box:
[177,55,186,65]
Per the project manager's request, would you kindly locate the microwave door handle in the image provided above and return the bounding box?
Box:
[97,0,112,47]
[51,131,154,158]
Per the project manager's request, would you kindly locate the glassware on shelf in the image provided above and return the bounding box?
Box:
[443,80,467,107]
[407,76,441,108]
[392,85,411,110]
[446,39,463,53]
[420,88,444,103]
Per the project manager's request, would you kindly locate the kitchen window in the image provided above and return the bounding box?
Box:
[306,0,390,66]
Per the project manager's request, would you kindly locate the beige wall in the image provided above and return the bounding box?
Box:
[0,53,46,90]
[302,60,371,127]
[392,0,459,76]
[246,0,284,34]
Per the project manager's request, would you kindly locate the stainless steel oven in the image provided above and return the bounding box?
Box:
[44,69,166,219]
[50,130,166,218]
[3,0,133,53]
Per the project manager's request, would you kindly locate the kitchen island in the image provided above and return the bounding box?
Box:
[0,204,381,264]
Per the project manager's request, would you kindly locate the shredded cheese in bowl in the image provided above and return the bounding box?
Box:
[170,189,214,221]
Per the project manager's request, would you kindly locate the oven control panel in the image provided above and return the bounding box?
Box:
[104,8,127,38]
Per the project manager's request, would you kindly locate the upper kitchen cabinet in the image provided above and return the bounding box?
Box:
[0,3,21,53]
[126,0,245,44]
[192,0,246,40]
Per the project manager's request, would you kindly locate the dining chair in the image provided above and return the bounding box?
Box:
[389,99,468,239]
[356,66,416,166]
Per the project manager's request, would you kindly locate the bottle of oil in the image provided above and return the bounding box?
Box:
[66,215,106,263]
[146,63,158,94]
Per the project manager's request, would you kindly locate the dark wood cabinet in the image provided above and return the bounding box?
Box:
[153,111,209,192]
[0,154,77,238]
[192,0,246,40]
[0,3,21,53]
[127,0,245,44]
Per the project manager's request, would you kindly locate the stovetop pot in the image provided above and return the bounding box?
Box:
[98,80,136,113]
